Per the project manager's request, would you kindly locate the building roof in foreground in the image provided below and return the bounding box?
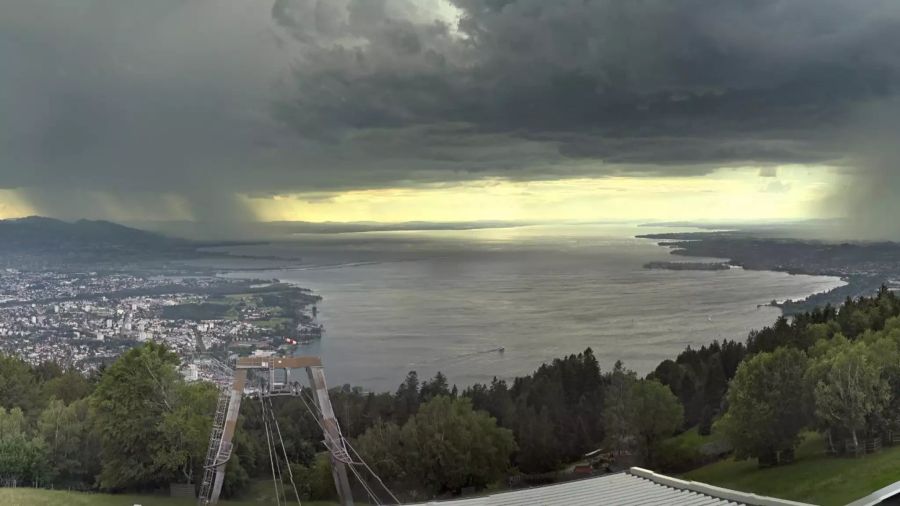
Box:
[846,479,900,506]
[407,467,814,506]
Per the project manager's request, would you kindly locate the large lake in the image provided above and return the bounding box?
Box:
[213,224,844,391]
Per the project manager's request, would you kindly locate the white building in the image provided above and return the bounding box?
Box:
[183,363,200,382]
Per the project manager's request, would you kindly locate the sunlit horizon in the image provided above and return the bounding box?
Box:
[0,164,842,226]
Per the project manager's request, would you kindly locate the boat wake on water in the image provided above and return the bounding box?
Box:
[407,346,506,368]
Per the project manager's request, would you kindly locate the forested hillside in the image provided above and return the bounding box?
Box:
[0,289,898,502]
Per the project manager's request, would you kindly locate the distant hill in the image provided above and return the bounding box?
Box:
[0,217,198,267]
[0,216,181,251]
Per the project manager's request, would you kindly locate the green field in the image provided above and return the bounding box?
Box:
[161,302,237,321]
[663,425,727,454]
[0,488,340,506]
[0,479,339,506]
[253,317,291,329]
[684,432,900,505]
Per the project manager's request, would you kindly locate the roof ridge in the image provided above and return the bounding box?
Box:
[845,479,900,506]
[628,467,816,506]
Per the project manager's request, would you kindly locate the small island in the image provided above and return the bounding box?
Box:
[643,261,731,271]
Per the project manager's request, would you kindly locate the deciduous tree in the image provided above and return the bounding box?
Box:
[92,342,210,490]
[0,406,50,487]
[807,341,890,448]
[38,398,100,486]
[629,380,683,464]
[720,347,811,466]
[357,396,515,498]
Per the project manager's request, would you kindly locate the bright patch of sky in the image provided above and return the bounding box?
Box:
[246,164,840,223]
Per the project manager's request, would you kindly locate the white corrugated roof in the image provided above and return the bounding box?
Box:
[406,467,815,506]
[846,479,900,506]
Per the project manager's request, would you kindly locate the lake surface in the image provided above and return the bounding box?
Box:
[214,224,844,391]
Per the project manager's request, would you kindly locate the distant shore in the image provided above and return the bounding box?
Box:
[643,261,730,271]
[638,231,893,315]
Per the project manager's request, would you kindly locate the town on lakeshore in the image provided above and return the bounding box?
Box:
[0,268,323,380]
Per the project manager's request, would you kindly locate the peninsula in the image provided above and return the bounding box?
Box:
[638,230,899,314]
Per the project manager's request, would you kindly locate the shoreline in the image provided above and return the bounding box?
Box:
[638,232,880,316]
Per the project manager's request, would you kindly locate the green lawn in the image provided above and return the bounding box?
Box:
[683,432,900,505]
[0,482,338,506]
[655,426,728,473]
[0,489,217,506]
[666,425,726,451]
[253,317,291,329]
[223,293,256,302]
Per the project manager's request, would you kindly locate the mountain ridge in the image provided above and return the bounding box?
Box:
[0,216,178,250]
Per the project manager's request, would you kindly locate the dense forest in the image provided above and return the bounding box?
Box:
[0,289,898,502]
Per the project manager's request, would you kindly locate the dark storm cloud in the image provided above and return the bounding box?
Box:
[274,0,899,154]
[1,0,899,221]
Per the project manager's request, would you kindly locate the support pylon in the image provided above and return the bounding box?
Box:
[197,386,232,502]
[199,356,354,506]
[206,368,246,504]
[307,365,354,506]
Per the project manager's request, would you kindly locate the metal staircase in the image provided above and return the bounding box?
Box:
[198,385,232,504]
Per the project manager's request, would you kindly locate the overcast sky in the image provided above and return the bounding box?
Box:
[2,0,899,234]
